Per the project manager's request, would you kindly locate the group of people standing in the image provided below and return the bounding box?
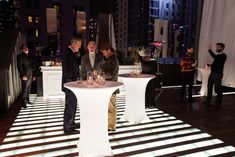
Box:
[180,42,227,107]
[61,35,119,134]
[16,37,227,135]
[16,36,119,135]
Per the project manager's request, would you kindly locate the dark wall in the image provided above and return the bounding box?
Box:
[141,60,182,86]
[0,30,23,111]
[159,64,181,86]
[0,30,18,70]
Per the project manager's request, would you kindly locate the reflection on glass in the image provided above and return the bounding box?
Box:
[130,62,142,77]
[87,71,93,85]
[87,71,106,86]
[98,72,106,85]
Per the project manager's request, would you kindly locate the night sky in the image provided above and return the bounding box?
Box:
[90,0,115,15]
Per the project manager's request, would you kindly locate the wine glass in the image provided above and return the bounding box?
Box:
[99,72,106,85]
[77,77,82,84]
[87,71,93,85]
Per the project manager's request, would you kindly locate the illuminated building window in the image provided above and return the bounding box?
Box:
[28,16,33,23]
[54,5,60,12]
[35,29,39,37]
[35,16,40,23]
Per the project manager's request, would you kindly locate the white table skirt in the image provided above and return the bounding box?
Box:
[64,81,123,157]
[119,74,155,124]
[198,68,214,96]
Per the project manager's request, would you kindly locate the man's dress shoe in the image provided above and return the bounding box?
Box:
[64,130,80,135]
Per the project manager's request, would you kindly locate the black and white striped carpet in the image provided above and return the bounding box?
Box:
[1,92,235,157]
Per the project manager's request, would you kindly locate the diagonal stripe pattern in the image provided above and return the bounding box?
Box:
[1,92,235,157]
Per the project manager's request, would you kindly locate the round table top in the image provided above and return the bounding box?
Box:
[64,80,123,89]
[119,73,155,78]
[198,67,211,71]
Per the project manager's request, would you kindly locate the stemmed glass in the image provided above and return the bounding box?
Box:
[98,72,106,85]
[132,61,142,76]
[87,71,93,85]
[86,71,106,86]
[77,77,82,84]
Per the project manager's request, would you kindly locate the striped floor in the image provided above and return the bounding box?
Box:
[1,92,235,157]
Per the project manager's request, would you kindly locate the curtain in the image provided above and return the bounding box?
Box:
[198,0,235,87]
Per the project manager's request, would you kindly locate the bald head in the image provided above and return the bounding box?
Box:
[87,41,96,54]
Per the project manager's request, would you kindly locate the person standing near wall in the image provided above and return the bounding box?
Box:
[17,44,36,109]
[180,47,197,103]
[206,43,227,106]
[100,43,119,131]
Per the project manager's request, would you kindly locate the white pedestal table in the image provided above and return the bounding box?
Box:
[64,81,123,157]
[118,74,155,124]
[198,68,212,96]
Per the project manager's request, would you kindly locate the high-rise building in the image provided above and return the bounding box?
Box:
[89,17,97,41]
[88,0,116,50]
[128,0,149,47]
[113,0,149,56]
[0,0,18,32]
[113,0,198,57]
[150,0,198,57]
[113,0,128,55]
[19,0,89,54]
[177,0,198,56]
[150,0,179,57]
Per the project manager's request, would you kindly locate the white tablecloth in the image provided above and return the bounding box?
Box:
[118,74,155,124]
[64,81,123,157]
[198,68,212,96]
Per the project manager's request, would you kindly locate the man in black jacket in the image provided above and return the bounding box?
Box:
[100,43,119,131]
[206,43,227,106]
[17,44,35,109]
[62,35,82,134]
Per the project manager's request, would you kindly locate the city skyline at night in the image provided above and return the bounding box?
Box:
[1,0,199,58]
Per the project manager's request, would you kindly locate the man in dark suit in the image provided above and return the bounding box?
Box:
[17,44,35,109]
[80,41,104,79]
[206,43,227,106]
[62,35,82,134]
